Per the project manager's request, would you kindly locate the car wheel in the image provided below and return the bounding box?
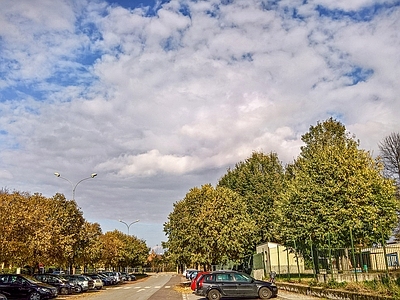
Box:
[60,287,69,295]
[29,292,41,300]
[75,285,83,293]
[259,287,273,299]
[207,289,221,300]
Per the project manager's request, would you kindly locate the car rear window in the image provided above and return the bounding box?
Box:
[233,273,251,282]
[216,273,233,282]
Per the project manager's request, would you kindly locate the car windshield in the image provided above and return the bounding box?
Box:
[21,275,42,284]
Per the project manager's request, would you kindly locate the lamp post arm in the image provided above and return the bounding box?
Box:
[128,219,140,227]
[119,219,140,235]
[58,176,73,187]
[73,177,93,200]
[56,176,73,199]
[54,172,97,201]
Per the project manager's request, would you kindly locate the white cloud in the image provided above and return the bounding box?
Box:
[0,169,13,180]
[0,0,399,247]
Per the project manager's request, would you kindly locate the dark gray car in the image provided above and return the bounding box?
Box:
[194,270,278,300]
[0,274,58,300]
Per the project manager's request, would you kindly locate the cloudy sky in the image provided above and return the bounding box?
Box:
[1,0,399,250]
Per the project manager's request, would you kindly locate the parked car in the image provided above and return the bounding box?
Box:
[51,271,65,276]
[0,274,58,300]
[191,271,210,291]
[127,273,136,281]
[189,270,201,280]
[183,268,196,278]
[194,270,278,300]
[0,293,6,300]
[96,273,113,286]
[100,272,119,284]
[83,274,103,290]
[48,274,80,294]
[33,274,72,295]
[63,275,93,293]
[185,269,197,280]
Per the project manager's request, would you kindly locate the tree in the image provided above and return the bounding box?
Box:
[280,118,399,253]
[0,189,150,272]
[48,193,85,273]
[163,187,204,271]
[164,184,256,270]
[379,132,400,186]
[218,151,284,246]
[75,221,103,271]
[0,191,36,267]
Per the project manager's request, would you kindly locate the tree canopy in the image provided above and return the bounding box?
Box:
[280,118,399,251]
[164,118,400,268]
[163,184,255,269]
[218,151,284,246]
[0,189,149,273]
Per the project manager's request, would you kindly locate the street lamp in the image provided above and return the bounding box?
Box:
[54,172,97,200]
[119,219,140,235]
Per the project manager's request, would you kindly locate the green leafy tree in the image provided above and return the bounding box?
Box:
[125,236,149,268]
[218,151,284,246]
[280,118,399,252]
[164,184,255,269]
[163,187,203,271]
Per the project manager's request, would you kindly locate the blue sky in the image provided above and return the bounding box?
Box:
[1,0,400,250]
[106,0,169,10]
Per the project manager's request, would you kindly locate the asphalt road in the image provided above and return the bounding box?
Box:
[58,273,322,300]
[57,273,180,300]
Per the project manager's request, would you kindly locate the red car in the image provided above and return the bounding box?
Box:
[191,271,210,291]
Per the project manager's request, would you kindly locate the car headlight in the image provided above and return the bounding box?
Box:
[38,287,51,293]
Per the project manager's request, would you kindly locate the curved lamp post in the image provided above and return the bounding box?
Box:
[54,172,97,200]
[119,219,140,235]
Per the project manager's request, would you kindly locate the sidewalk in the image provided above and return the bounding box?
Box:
[181,275,321,300]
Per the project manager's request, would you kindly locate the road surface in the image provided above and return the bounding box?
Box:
[58,273,321,300]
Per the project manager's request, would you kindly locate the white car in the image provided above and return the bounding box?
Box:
[183,269,197,279]
[84,274,104,290]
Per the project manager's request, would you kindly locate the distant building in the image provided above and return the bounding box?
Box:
[253,242,305,280]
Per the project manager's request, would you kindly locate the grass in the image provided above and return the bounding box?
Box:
[277,276,400,298]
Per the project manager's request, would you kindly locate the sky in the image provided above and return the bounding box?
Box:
[0,0,400,251]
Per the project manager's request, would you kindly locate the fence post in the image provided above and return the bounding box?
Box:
[328,233,334,281]
[262,249,267,279]
[350,228,358,282]
[381,228,390,277]
[310,236,317,280]
[293,240,301,281]
[286,246,291,280]
[277,245,281,278]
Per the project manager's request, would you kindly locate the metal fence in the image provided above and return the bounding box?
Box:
[253,242,400,282]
